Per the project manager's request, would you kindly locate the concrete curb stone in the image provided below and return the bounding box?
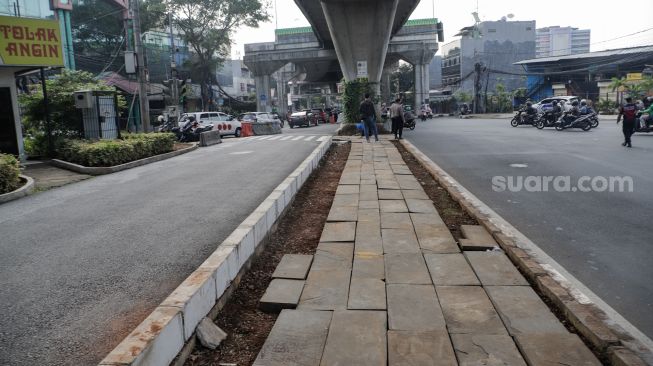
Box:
[0,175,34,204]
[99,137,332,366]
[399,138,651,366]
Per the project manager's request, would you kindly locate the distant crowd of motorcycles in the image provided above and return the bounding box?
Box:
[511,97,653,133]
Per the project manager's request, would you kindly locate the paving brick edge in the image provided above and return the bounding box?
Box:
[399,138,652,366]
[50,144,198,176]
[0,175,34,204]
[98,137,333,366]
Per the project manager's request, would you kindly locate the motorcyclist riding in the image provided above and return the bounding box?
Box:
[562,100,581,126]
[579,100,595,115]
[524,101,537,123]
[639,97,653,128]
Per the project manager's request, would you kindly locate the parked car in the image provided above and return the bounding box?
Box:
[237,112,280,124]
[533,96,579,113]
[181,112,241,137]
[310,108,328,123]
[288,110,318,128]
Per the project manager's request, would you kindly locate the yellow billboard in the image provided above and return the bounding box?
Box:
[0,15,64,67]
[626,73,642,81]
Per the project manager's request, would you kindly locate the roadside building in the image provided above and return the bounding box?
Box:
[536,26,590,58]
[515,45,653,102]
[0,0,72,159]
[428,55,442,90]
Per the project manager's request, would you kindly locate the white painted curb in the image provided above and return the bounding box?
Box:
[99,137,332,366]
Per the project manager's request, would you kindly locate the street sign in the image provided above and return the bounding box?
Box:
[357,60,368,79]
[260,94,267,102]
[218,98,224,106]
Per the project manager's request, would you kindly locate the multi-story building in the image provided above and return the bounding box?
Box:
[536,26,590,58]
[428,55,442,90]
[216,59,256,101]
[441,19,536,96]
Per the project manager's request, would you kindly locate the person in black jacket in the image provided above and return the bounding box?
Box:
[359,93,378,142]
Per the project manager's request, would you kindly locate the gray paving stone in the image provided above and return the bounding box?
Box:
[335,185,359,195]
[272,254,313,280]
[460,225,498,245]
[424,254,480,285]
[385,253,431,284]
[326,206,358,222]
[352,253,385,279]
[259,279,305,312]
[405,199,437,213]
[410,212,445,227]
[339,173,361,185]
[466,252,529,286]
[355,221,383,256]
[397,175,422,190]
[437,286,508,335]
[254,309,332,366]
[377,179,400,190]
[359,189,378,201]
[320,310,387,366]
[388,330,457,366]
[331,193,359,208]
[320,222,356,242]
[382,228,421,254]
[485,286,569,336]
[451,334,527,366]
[401,189,429,200]
[298,270,351,310]
[312,242,354,271]
[380,212,413,229]
[357,208,380,223]
[458,238,497,251]
[378,189,403,200]
[515,333,602,366]
[358,200,380,210]
[380,199,408,213]
[348,277,386,310]
[415,225,459,253]
[387,284,446,330]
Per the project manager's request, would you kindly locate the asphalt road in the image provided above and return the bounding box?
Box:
[406,116,653,339]
[0,123,337,365]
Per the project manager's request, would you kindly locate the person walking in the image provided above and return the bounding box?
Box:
[359,93,378,142]
[390,98,404,139]
[617,96,638,148]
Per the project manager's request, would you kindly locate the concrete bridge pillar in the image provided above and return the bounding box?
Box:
[399,45,435,112]
[255,75,272,112]
[320,0,399,96]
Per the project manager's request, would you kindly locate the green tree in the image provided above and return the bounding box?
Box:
[342,79,373,124]
[166,0,270,108]
[391,63,414,96]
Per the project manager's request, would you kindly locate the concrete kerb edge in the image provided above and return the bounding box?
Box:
[98,137,332,366]
[398,138,652,366]
[51,144,198,176]
[0,175,34,204]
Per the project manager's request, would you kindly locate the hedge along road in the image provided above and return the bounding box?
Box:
[0,132,334,366]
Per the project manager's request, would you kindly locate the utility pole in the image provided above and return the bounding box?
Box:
[473,62,482,114]
[132,0,150,132]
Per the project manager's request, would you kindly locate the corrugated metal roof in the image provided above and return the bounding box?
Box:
[275,27,313,36]
[404,18,438,27]
[515,45,653,65]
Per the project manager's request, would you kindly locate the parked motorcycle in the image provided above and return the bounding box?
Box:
[403,110,416,130]
[172,119,214,142]
[554,112,592,131]
[510,108,537,127]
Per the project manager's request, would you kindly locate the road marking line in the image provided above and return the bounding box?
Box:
[292,136,305,141]
[228,151,254,155]
[280,136,293,141]
[317,136,329,142]
[304,136,316,141]
[257,136,273,140]
[268,135,283,140]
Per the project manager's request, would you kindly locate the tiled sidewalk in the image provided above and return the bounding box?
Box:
[254,140,602,366]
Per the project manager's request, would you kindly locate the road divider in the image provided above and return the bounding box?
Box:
[252,121,282,135]
[99,137,332,366]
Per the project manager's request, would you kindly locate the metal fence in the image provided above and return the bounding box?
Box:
[80,91,121,139]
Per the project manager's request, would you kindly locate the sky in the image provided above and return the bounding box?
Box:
[230,0,653,60]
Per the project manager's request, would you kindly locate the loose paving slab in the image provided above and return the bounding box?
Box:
[466,252,529,286]
[298,270,351,311]
[460,225,498,246]
[458,238,497,251]
[320,310,387,366]
[253,309,332,366]
[424,254,480,285]
[355,221,383,256]
[515,333,602,366]
[331,193,359,208]
[377,179,400,190]
[352,253,385,280]
[381,228,421,254]
[311,242,354,271]
[380,212,413,230]
[387,284,446,330]
[259,279,305,312]
[379,199,408,213]
[358,200,380,210]
[347,277,386,310]
[320,222,356,242]
[272,254,313,280]
[335,185,359,195]
[378,189,403,200]
[485,286,569,336]
[414,225,460,253]
[388,330,457,366]
[451,334,527,366]
[437,286,508,335]
[385,253,432,284]
[405,198,437,213]
[401,189,429,200]
[326,206,358,222]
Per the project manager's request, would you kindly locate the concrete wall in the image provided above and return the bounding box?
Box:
[0,68,25,160]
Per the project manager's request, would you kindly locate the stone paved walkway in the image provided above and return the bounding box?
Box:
[254,139,601,366]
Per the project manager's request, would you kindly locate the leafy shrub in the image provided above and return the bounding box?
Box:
[0,154,21,194]
[343,79,374,124]
[61,133,175,167]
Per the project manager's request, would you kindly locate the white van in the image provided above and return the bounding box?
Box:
[180,112,242,137]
